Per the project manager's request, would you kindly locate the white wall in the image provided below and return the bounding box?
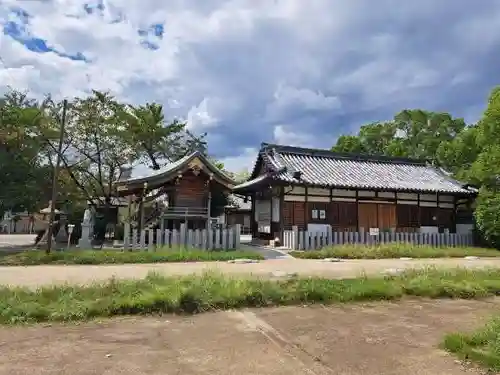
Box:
[456,224,474,235]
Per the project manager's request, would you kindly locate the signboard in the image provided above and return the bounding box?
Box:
[369,228,380,236]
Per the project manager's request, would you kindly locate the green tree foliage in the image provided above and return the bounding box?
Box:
[332,110,467,162]
[0,88,221,220]
[0,91,51,213]
[466,88,500,247]
[330,89,500,247]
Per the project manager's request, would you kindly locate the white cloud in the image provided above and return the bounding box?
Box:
[219,147,258,173]
[1,0,500,168]
[186,98,218,132]
[273,125,315,147]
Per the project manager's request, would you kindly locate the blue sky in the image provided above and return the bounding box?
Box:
[1,0,500,172]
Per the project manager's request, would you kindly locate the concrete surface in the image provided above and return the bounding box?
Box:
[0,234,36,249]
[0,299,495,375]
[2,257,500,288]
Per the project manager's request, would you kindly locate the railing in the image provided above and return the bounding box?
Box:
[123,223,241,250]
[161,206,209,217]
[283,226,474,250]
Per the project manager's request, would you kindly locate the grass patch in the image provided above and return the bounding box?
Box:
[443,318,500,371]
[2,267,500,324]
[290,243,500,260]
[0,249,264,266]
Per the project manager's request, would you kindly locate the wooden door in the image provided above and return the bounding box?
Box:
[358,203,378,231]
[378,204,396,230]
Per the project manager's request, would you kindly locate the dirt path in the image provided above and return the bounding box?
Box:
[0,299,496,375]
[2,257,500,288]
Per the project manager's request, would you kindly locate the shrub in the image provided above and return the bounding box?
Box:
[290,243,500,259]
[0,249,264,266]
[443,317,500,371]
[475,188,500,249]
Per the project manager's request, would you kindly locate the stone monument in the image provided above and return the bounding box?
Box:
[54,215,69,244]
[78,206,93,249]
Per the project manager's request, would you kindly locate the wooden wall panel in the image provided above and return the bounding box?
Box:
[378,204,396,230]
[293,202,306,230]
[282,201,307,230]
[309,202,329,224]
[282,201,294,230]
[175,172,208,207]
[438,208,454,232]
[330,202,357,231]
[358,203,378,231]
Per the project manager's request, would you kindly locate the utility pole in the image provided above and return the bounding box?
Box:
[46,99,68,254]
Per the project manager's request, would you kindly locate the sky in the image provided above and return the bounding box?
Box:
[1,1,500,174]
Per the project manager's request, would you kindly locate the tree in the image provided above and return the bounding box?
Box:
[116,102,207,170]
[463,87,500,247]
[331,135,366,153]
[40,91,134,209]
[231,169,250,183]
[0,91,51,213]
[332,110,467,163]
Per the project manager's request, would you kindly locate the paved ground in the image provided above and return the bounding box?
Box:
[2,257,500,288]
[0,234,35,250]
[0,299,496,375]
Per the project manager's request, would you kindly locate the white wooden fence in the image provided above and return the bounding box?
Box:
[123,223,241,250]
[283,226,474,250]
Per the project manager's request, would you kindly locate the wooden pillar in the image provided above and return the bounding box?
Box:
[250,192,256,238]
[304,186,308,231]
[355,190,359,231]
[269,187,274,233]
[279,186,285,242]
[138,182,147,233]
[452,196,458,234]
[417,193,421,229]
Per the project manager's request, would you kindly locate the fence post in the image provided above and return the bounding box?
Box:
[222,227,228,249]
[156,229,162,249]
[140,229,146,250]
[131,229,137,251]
[187,229,193,248]
[235,224,241,249]
[292,226,299,250]
[124,223,130,250]
[180,223,186,249]
[148,229,154,251]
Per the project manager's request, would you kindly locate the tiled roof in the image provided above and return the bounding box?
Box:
[240,143,476,195]
[116,151,236,187]
[225,195,251,210]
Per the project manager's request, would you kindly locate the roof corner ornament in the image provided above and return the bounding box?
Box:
[191,164,202,176]
[205,173,214,187]
[175,172,182,185]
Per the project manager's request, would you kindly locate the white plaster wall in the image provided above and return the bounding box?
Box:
[420,226,439,234]
[456,224,474,235]
[308,223,330,234]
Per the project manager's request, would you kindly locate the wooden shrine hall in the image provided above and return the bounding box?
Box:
[114,151,237,231]
[232,143,478,243]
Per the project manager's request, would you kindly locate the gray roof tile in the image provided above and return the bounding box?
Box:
[250,144,476,195]
[117,151,235,186]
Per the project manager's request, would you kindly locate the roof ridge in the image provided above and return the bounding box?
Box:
[261,142,427,166]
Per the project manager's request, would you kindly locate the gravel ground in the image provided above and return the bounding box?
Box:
[1,257,500,288]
